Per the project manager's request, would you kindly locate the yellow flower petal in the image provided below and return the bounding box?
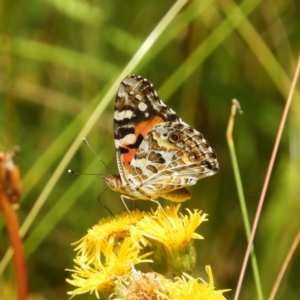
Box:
[137,205,207,249]
[67,210,153,298]
[72,210,149,265]
[165,266,230,300]
[136,205,207,274]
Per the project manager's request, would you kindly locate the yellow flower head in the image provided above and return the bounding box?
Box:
[72,210,149,257]
[137,205,208,274]
[166,266,230,300]
[66,205,229,299]
[66,210,152,298]
[138,205,207,245]
[67,237,152,298]
[112,265,229,300]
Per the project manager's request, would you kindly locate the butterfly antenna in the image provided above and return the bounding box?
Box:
[83,138,113,174]
[98,188,115,219]
[68,169,105,176]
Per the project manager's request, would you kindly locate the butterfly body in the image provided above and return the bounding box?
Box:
[103,75,219,203]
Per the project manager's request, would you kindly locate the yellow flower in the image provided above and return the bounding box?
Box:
[66,206,229,299]
[112,265,229,300]
[137,205,207,274]
[66,210,152,298]
[67,237,152,298]
[138,205,207,247]
[72,210,149,262]
[165,266,230,300]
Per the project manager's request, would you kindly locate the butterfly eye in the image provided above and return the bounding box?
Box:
[189,152,200,162]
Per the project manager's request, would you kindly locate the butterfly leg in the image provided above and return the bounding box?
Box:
[120,194,134,221]
[149,199,173,227]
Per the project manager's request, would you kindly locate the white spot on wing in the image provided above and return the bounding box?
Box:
[124,109,134,119]
[114,110,133,121]
[138,102,147,112]
[120,133,136,145]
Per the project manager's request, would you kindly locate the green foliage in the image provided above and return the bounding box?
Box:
[0,0,299,299]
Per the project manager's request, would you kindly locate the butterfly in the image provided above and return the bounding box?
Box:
[103,75,219,208]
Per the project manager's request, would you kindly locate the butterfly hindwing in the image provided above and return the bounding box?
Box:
[127,121,219,195]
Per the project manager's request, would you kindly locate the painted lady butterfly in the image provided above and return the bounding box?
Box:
[103,75,219,206]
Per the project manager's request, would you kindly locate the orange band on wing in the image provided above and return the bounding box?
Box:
[135,116,163,137]
[123,147,136,169]
[122,116,164,169]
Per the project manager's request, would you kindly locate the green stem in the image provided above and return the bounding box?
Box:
[226,101,264,300]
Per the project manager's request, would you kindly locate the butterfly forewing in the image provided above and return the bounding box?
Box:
[114,75,180,183]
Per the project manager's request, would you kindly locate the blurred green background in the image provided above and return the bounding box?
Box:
[0,0,299,299]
